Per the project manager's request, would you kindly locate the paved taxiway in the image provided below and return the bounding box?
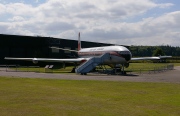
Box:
[0,66,180,83]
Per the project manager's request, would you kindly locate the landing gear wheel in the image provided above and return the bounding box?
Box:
[121,71,126,75]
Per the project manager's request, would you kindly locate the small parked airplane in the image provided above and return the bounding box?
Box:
[5,32,171,75]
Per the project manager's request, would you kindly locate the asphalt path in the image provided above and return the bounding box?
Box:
[0,67,180,83]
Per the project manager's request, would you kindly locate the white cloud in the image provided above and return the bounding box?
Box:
[0,4,6,14]
[5,3,35,16]
[8,16,25,21]
[158,3,174,8]
[0,0,179,46]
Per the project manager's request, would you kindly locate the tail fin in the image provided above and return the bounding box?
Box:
[78,32,81,51]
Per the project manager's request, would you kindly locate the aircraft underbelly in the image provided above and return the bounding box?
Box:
[79,55,127,64]
[104,55,126,64]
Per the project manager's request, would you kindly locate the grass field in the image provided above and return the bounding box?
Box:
[0,77,180,116]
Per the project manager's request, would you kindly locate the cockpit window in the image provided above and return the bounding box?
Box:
[119,51,130,54]
[119,51,131,61]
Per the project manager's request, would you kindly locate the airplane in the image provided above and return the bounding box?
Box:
[5,32,172,75]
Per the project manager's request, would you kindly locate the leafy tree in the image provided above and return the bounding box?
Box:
[153,47,165,56]
[129,45,180,57]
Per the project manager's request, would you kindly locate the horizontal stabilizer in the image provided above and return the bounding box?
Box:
[50,47,78,52]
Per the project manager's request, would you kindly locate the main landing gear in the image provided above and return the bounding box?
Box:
[95,64,127,75]
[81,73,87,75]
[121,64,126,75]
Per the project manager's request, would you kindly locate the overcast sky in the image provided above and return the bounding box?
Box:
[0,0,180,46]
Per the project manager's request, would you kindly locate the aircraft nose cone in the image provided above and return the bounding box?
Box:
[122,54,131,61]
[119,51,131,61]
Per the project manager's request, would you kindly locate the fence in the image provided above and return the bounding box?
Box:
[126,64,174,75]
[4,65,55,73]
[4,65,41,73]
[0,65,8,72]
[2,64,175,75]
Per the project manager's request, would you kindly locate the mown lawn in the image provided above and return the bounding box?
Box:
[0,77,180,116]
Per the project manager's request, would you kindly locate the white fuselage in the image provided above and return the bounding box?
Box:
[78,46,132,64]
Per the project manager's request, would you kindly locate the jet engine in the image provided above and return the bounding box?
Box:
[32,58,38,64]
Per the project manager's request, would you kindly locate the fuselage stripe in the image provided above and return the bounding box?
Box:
[78,51,123,58]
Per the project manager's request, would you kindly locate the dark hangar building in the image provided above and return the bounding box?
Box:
[0,34,115,65]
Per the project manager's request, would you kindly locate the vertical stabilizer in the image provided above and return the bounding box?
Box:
[78,32,81,51]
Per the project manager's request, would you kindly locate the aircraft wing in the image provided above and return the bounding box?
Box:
[4,57,89,63]
[131,56,172,61]
[158,56,172,59]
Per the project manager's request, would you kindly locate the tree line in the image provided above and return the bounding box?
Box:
[129,45,180,57]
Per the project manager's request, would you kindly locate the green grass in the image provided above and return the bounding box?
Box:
[173,63,180,66]
[0,77,180,116]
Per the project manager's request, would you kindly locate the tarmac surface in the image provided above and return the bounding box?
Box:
[0,66,180,83]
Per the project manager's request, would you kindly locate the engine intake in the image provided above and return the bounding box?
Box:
[32,58,38,64]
